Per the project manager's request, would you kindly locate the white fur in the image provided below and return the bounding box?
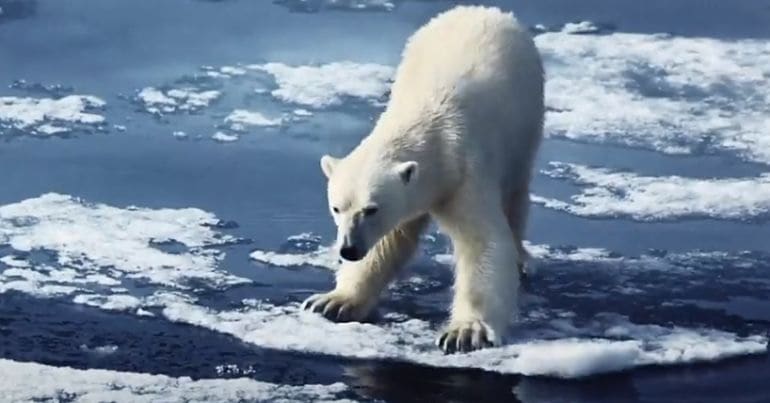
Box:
[304,5,544,353]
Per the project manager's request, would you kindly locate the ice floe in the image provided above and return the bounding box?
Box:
[0,359,351,403]
[136,86,221,114]
[535,27,770,164]
[250,232,339,270]
[250,247,337,269]
[2,196,766,379]
[212,131,239,142]
[0,194,248,306]
[0,95,106,136]
[200,28,769,164]
[293,108,313,117]
[561,21,604,35]
[533,162,770,221]
[218,66,247,76]
[247,62,394,108]
[159,299,766,378]
[79,344,119,355]
[224,109,284,130]
[274,0,396,13]
[178,231,770,377]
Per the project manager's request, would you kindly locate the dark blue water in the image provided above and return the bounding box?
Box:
[1,1,770,402]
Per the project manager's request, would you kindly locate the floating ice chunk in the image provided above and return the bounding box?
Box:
[0,359,351,403]
[533,162,770,221]
[0,264,84,297]
[224,109,283,128]
[167,88,220,110]
[0,194,248,291]
[434,243,617,267]
[159,300,767,378]
[535,30,770,164]
[293,108,313,117]
[0,279,78,297]
[73,294,143,312]
[250,233,339,270]
[79,344,119,355]
[0,255,30,268]
[561,21,602,34]
[36,124,69,135]
[137,87,175,106]
[250,246,337,270]
[0,95,105,135]
[136,87,220,114]
[248,62,394,107]
[172,130,188,138]
[212,131,239,142]
[219,66,247,76]
[274,0,396,12]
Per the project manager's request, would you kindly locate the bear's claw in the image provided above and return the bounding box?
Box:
[436,320,497,354]
[301,292,368,322]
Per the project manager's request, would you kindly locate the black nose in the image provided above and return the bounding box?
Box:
[340,246,362,261]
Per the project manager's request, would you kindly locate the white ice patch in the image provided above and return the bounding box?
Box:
[0,255,30,268]
[137,87,221,114]
[158,300,766,378]
[535,28,770,164]
[0,194,248,307]
[0,359,351,403]
[250,232,340,270]
[274,0,396,12]
[224,109,283,130]
[293,108,313,117]
[0,95,105,135]
[250,246,337,269]
[434,242,617,267]
[212,131,239,142]
[219,66,247,76]
[561,21,602,34]
[79,344,119,355]
[73,294,143,312]
[248,62,394,108]
[533,162,770,221]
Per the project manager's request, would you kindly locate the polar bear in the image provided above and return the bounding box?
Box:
[302,5,544,353]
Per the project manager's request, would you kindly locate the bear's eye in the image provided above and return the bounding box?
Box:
[363,206,379,217]
[332,207,340,214]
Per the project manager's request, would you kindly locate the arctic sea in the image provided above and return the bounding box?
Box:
[1,1,769,401]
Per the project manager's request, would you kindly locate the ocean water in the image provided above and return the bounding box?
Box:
[1,1,769,402]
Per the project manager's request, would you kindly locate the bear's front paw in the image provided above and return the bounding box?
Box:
[436,320,500,354]
[301,291,373,322]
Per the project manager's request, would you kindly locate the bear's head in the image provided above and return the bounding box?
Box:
[320,154,419,262]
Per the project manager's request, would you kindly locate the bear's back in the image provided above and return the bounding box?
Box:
[389,5,539,109]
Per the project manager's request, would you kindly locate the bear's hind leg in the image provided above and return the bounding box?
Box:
[303,214,429,322]
[504,186,532,277]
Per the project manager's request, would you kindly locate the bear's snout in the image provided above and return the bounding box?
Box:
[340,245,364,262]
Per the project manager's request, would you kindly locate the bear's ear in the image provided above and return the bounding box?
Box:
[395,161,419,184]
[320,155,339,179]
